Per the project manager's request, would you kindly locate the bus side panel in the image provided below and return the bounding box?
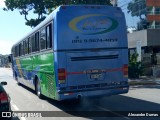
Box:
[15,57,33,88]
[32,52,56,99]
[13,58,21,82]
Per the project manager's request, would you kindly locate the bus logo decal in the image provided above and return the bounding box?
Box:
[69,14,118,35]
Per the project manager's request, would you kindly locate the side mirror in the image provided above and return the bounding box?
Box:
[8,54,12,63]
[1,81,7,85]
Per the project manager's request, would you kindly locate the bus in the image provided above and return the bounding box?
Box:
[11,5,129,101]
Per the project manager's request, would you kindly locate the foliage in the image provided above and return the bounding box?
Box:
[129,53,144,79]
[127,0,146,20]
[137,18,148,30]
[4,0,111,27]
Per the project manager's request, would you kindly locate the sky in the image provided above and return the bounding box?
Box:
[0,0,138,55]
[0,0,32,55]
[118,0,139,28]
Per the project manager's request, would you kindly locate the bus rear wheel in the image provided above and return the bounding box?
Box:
[36,80,43,99]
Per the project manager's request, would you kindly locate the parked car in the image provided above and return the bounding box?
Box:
[0,81,11,119]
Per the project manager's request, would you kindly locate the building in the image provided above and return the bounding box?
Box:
[147,0,160,29]
[128,29,160,75]
[127,0,160,75]
[128,0,160,54]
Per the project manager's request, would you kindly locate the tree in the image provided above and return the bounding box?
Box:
[4,0,111,28]
[129,53,144,79]
[127,0,146,20]
[137,18,148,30]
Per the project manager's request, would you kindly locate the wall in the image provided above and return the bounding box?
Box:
[147,29,160,46]
[128,30,147,48]
[128,29,160,48]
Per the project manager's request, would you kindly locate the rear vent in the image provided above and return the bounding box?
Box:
[46,74,55,96]
[71,55,118,61]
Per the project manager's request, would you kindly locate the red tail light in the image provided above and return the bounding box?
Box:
[58,68,66,84]
[0,92,8,104]
[123,64,128,78]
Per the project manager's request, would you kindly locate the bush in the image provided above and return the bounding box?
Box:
[129,53,144,79]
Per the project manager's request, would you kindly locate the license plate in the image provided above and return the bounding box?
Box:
[90,73,102,79]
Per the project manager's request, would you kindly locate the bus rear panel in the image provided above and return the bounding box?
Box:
[54,5,129,100]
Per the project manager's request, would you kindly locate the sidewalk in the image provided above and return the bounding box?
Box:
[129,76,160,86]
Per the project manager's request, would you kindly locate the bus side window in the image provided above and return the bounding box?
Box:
[46,24,52,49]
[25,39,28,54]
[14,48,16,57]
[35,32,39,51]
[15,45,19,57]
[40,28,46,50]
[19,43,21,56]
[31,35,35,52]
[21,42,24,56]
[15,46,17,57]
[28,37,32,54]
[23,41,25,55]
[12,47,15,57]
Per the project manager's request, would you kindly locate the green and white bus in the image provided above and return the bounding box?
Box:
[11,5,129,101]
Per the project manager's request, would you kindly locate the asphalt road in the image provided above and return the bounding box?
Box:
[0,68,160,120]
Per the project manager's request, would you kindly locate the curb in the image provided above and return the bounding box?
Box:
[129,81,159,86]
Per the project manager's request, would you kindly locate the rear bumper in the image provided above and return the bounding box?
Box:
[58,85,129,101]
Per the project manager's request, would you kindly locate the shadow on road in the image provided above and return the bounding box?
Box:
[18,83,160,120]
[45,94,160,119]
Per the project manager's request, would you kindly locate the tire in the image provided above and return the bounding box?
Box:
[36,80,43,99]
